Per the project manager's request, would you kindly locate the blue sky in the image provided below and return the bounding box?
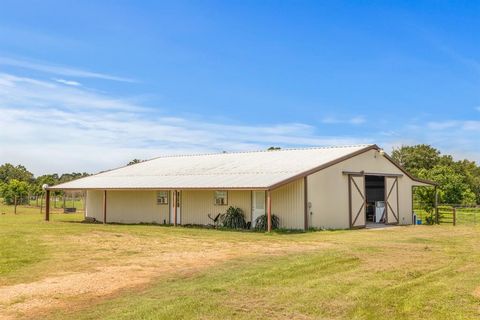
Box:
[0,1,478,174]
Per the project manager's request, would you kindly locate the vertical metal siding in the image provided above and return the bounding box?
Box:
[86,190,104,221]
[86,190,170,224]
[181,190,252,225]
[308,149,417,229]
[271,179,305,229]
[108,191,170,224]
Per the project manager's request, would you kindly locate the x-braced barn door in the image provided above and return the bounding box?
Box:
[349,175,366,228]
[385,177,399,224]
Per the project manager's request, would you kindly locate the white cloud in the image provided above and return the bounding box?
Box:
[0,56,135,82]
[0,73,144,112]
[0,72,368,175]
[399,119,480,162]
[426,121,458,130]
[54,78,81,86]
[321,115,366,125]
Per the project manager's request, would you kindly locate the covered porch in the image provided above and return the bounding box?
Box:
[45,177,306,231]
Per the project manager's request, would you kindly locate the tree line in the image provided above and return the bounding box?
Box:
[1,145,479,212]
[392,144,480,206]
[0,163,89,212]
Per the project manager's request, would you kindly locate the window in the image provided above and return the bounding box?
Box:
[214,191,228,205]
[156,191,168,205]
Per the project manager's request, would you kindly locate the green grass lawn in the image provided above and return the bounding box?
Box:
[1,204,480,320]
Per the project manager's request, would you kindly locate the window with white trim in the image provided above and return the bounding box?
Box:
[214,191,228,205]
[156,191,168,205]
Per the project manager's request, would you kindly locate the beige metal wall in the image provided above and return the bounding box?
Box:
[85,190,103,221]
[307,149,416,229]
[86,190,169,224]
[84,149,419,230]
[271,178,305,229]
[181,190,251,225]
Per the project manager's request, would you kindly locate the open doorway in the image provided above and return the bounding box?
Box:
[365,175,386,224]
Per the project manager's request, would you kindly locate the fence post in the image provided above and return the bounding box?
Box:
[453,207,456,226]
[434,187,439,224]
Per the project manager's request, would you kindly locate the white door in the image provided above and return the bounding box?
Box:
[170,191,181,224]
[252,191,266,227]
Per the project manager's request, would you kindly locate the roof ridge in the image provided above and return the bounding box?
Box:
[145,144,375,160]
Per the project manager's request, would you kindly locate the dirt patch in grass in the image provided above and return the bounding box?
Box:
[473,287,480,299]
[0,231,328,319]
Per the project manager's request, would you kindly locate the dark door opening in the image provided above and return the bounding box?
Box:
[365,175,386,224]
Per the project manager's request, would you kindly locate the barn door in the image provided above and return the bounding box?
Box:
[385,177,399,224]
[349,175,366,228]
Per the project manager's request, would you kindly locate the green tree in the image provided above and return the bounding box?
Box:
[417,166,473,204]
[0,163,34,184]
[391,145,440,175]
[461,189,477,207]
[1,179,29,213]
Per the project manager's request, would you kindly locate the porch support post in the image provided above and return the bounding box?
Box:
[103,190,107,224]
[45,189,50,221]
[267,190,272,232]
[304,176,308,231]
[434,186,439,225]
[173,190,177,227]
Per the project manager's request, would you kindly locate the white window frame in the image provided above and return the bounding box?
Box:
[214,191,228,205]
[156,191,169,205]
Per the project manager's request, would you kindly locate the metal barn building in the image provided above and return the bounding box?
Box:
[47,144,435,230]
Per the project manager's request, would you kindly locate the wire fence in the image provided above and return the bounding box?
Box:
[413,203,480,226]
[6,193,86,213]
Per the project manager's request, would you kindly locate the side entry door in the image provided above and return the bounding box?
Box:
[252,191,266,228]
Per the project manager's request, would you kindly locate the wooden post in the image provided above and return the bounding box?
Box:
[103,190,107,224]
[173,190,177,226]
[40,192,44,214]
[83,191,87,218]
[453,207,456,226]
[45,190,50,221]
[434,186,439,225]
[304,176,308,231]
[267,190,272,232]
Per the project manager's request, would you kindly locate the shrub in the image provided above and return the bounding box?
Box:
[220,206,246,229]
[424,212,436,225]
[254,214,280,231]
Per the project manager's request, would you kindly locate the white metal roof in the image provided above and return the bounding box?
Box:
[50,144,377,190]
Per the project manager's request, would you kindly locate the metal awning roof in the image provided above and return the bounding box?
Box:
[49,144,380,190]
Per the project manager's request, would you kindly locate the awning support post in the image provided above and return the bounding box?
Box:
[173,190,177,227]
[103,190,107,224]
[45,189,50,221]
[267,190,272,232]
